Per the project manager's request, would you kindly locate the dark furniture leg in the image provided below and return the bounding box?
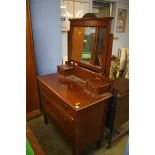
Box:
[106,94,117,148]
[96,140,102,149]
[106,129,113,148]
[73,147,79,155]
[43,113,48,125]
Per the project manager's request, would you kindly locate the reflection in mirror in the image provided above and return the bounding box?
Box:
[71,27,96,64]
[71,26,106,67]
[94,27,106,66]
[81,27,96,64]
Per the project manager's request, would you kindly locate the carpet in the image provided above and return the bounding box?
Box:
[28,115,128,155]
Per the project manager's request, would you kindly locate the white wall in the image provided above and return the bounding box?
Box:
[112,0,129,56]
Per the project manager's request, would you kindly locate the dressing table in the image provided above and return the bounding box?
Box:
[38,17,113,155]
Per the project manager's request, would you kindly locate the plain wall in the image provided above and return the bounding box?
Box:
[112,0,129,56]
[61,32,68,58]
[30,0,62,75]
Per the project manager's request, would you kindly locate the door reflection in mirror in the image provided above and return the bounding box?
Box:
[94,27,106,66]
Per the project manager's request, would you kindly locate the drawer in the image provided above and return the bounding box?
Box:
[39,83,74,117]
[45,87,74,117]
[45,98,74,145]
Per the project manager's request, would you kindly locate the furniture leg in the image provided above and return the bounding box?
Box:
[96,140,102,149]
[106,128,113,148]
[73,147,79,155]
[43,113,48,125]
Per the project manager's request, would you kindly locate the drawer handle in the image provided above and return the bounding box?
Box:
[63,104,68,110]
[42,88,46,92]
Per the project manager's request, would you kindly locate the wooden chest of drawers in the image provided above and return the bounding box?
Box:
[38,73,112,155]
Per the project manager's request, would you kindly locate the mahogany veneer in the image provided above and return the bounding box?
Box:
[38,65,112,155]
[38,17,113,155]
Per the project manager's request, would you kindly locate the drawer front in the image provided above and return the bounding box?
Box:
[45,98,74,145]
[40,83,74,117]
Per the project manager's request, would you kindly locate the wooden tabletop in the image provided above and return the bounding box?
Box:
[38,73,112,111]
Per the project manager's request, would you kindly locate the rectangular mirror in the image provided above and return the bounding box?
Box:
[71,26,106,67]
[71,27,95,64]
[68,17,113,76]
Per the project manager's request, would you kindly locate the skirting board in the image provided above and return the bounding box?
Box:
[26,123,45,155]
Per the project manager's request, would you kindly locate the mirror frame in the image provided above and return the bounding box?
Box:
[68,17,113,76]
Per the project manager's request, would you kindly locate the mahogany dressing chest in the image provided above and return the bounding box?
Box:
[38,17,113,155]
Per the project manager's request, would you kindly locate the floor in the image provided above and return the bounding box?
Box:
[28,115,128,155]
